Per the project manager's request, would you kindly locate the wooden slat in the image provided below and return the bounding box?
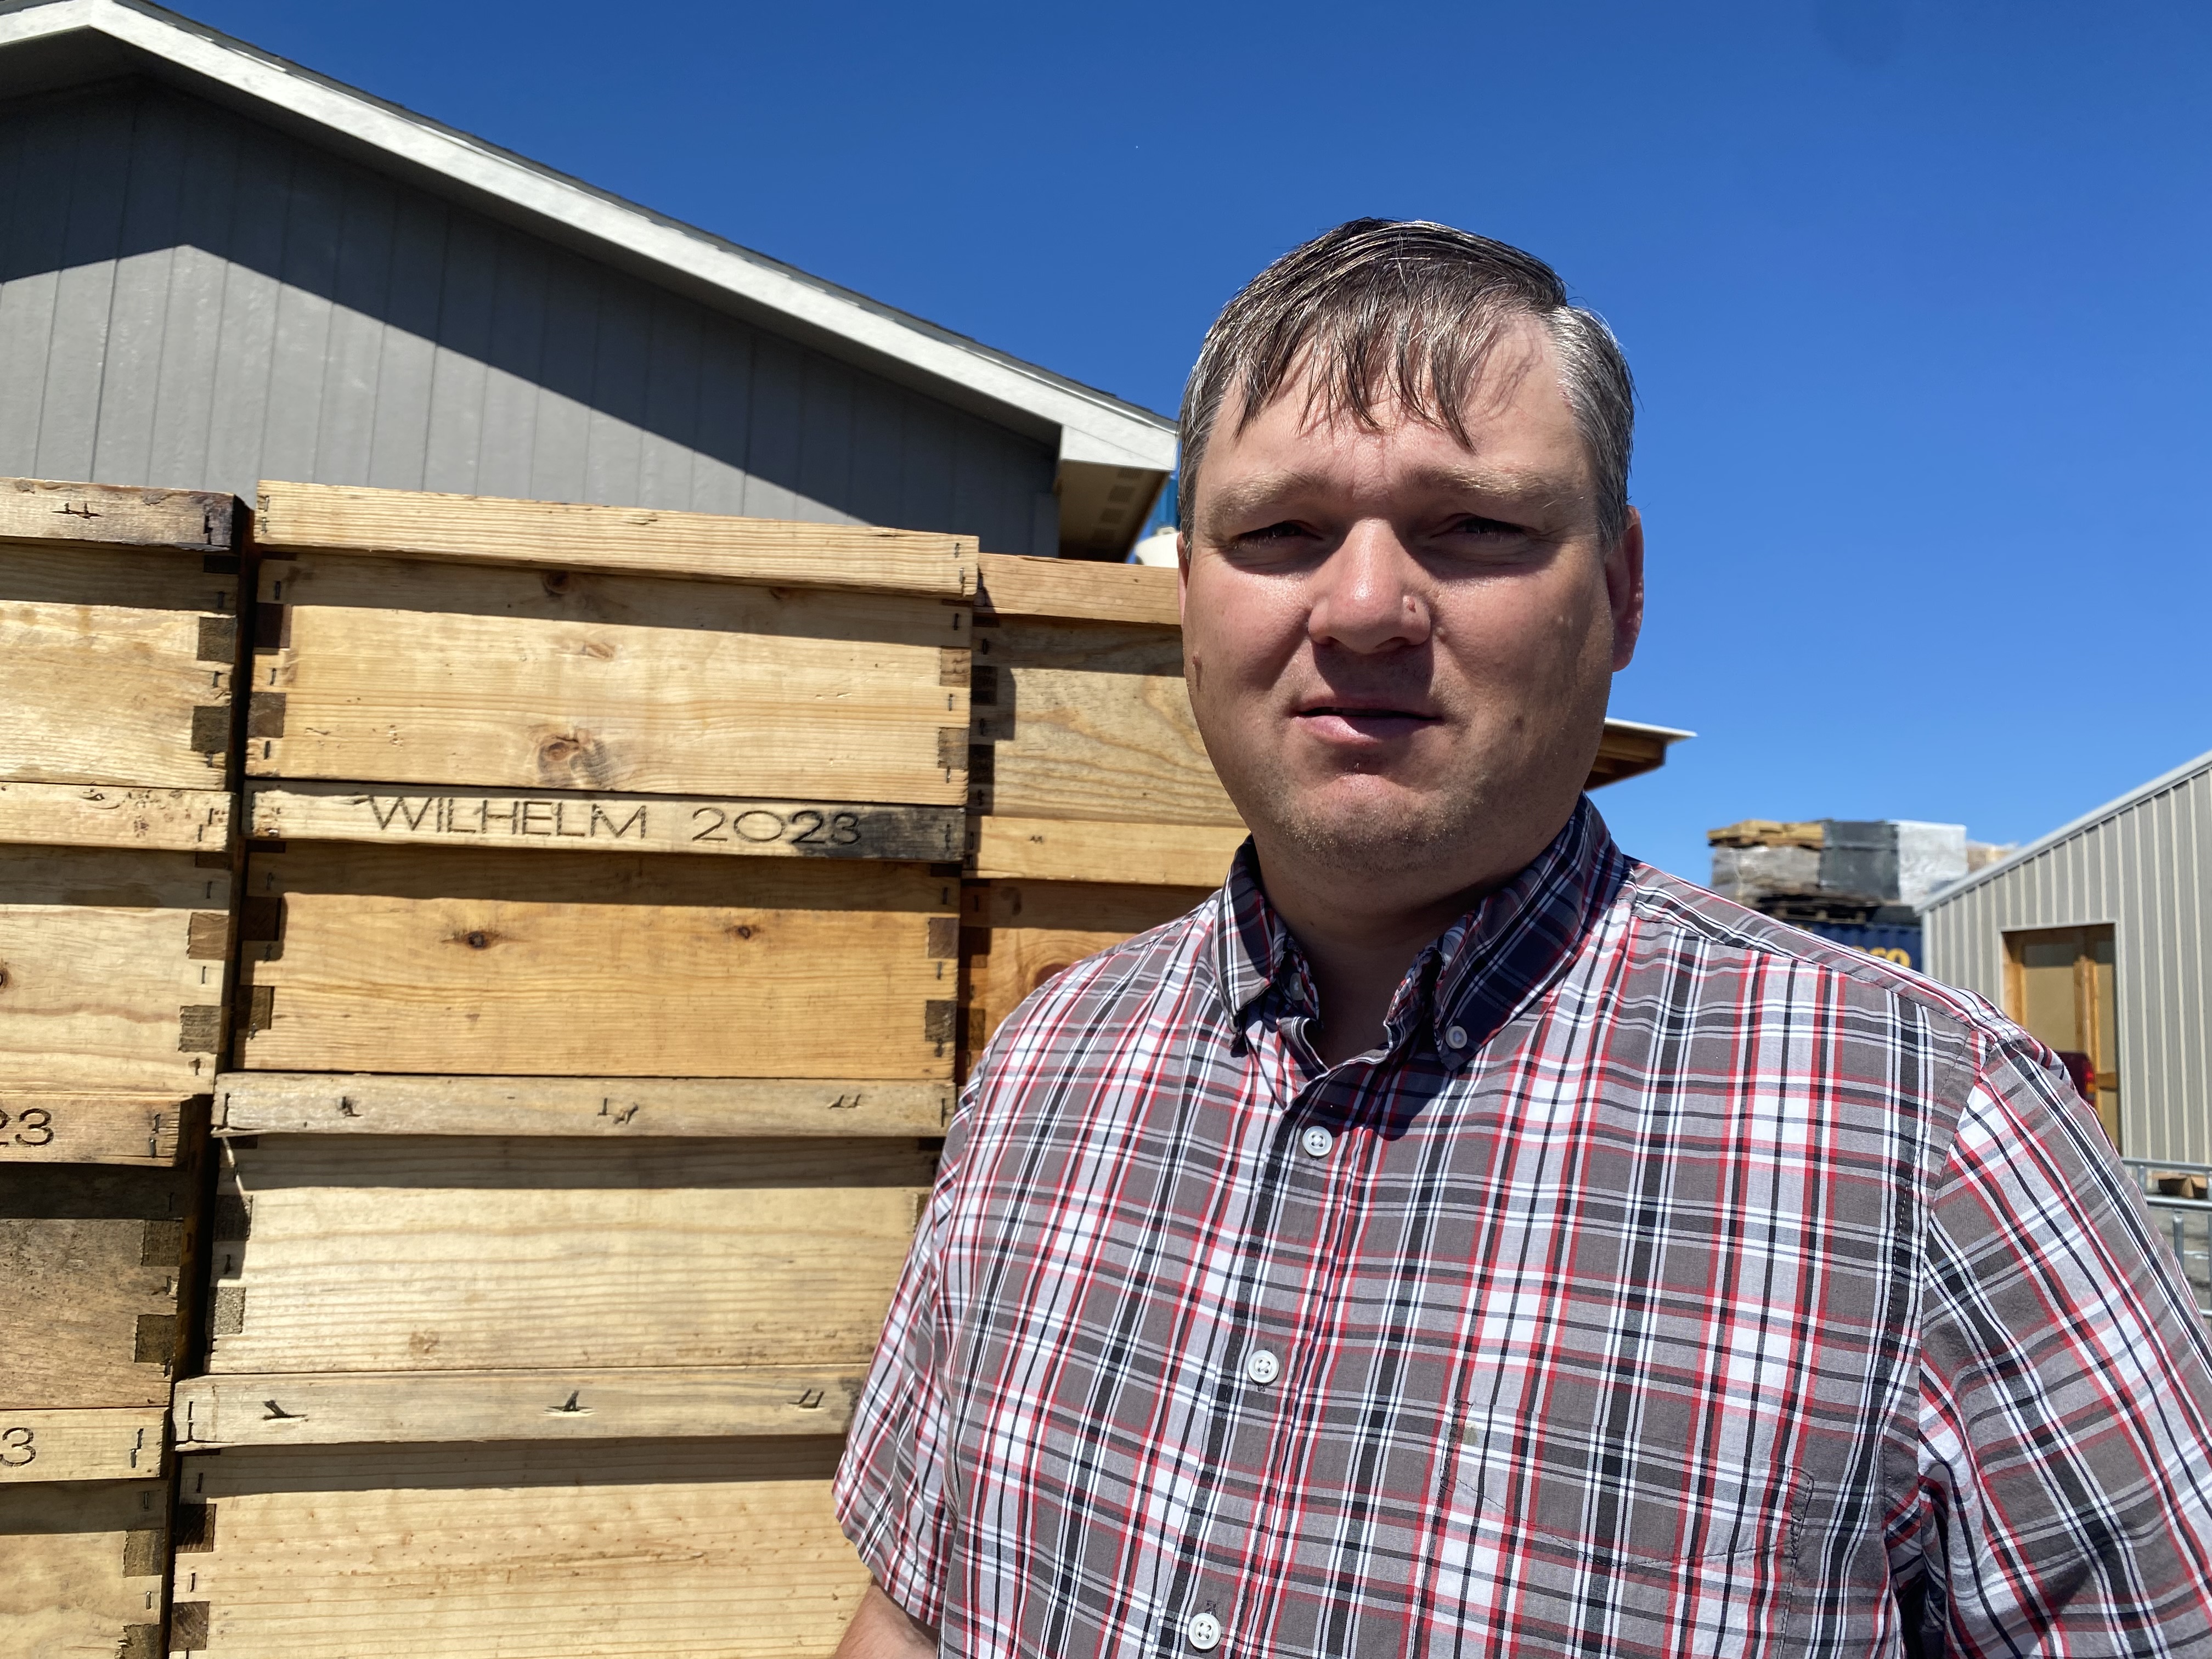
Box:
[249,551,968,804]
[213,1074,950,1137]
[233,844,958,1080]
[963,878,1215,1057]
[249,781,961,862]
[174,1366,864,1447]
[973,815,1246,887]
[0,1409,167,1483]
[0,847,231,1092]
[0,1477,168,1659]
[173,1439,862,1658]
[0,543,236,790]
[257,481,974,598]
[0,1163,196,1410]
[0,1093,193,1166]
[0,782,231,853]
[970,613,1238,826]
[1,476,234,552]
[205,1136,933,1375]
[977,550,1180,626]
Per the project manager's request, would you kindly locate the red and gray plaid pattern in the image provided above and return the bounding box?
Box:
[838,800,2212,1655]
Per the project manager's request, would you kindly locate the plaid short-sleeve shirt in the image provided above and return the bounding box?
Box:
[837,801,2212,1656]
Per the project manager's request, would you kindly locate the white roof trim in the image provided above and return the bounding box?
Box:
[0,0,1177,476]
[1919,746,2212,911]
[1606,719,1696,742]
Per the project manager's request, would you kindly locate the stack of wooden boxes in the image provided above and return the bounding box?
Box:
[1,479,241,1658]
[960,553,1245,1061]
[167,484,970,1657]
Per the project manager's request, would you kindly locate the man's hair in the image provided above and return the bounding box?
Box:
[1178,219,1635,548]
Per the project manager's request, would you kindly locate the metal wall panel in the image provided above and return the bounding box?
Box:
[0,81,1058,552]
[1923,755,2212,1163]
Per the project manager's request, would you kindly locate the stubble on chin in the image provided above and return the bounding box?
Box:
[1240,768,1492,879]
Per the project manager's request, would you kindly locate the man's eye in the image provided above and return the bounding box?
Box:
[1453,515,1523,537]
[1236,521,1311,544]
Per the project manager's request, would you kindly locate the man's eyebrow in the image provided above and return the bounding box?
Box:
[1199,465,1582,526]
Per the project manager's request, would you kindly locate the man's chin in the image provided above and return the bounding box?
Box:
[1261,789,1477,876]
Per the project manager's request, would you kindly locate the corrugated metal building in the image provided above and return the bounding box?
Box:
[1923,749,2212,1163]
[0,0,1176,556]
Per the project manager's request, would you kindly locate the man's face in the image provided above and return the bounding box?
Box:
[1180,322,1643,894]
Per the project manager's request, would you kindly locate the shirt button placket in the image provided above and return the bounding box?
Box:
[1244,1348,1281,1387]
[1186,1611,1223,1651]
[1299,1124,1334,1158]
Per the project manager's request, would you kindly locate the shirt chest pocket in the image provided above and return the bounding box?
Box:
[1442,1415,1801,1658]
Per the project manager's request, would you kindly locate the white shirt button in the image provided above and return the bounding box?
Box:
[1244,1348,1281,1386]
[1444,1024,1469,1051]
[1187,1612,1223,1651]
[1300,1125,1334,1159]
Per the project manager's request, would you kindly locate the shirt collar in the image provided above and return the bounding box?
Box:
[1210,797,1627,1059]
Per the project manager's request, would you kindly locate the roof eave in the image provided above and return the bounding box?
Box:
[0,0,1178,486]
[1919,745,2212,910]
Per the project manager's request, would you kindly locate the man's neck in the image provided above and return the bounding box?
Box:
[1254,848,1513,1068]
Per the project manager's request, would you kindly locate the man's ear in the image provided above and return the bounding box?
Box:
[1606,506,1645,673]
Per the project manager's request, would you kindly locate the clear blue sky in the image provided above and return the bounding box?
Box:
[187,0,2212,884]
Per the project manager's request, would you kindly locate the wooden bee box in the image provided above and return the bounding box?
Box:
[167,1438,861,1659]
[1,478,240,792]
[0,786,234,1097]
[0,1163,197,1411]
[230,844,962,1079]
[200,1135,934,1376]
[968,554,1232,827]
[0,1477,170,1659]
[246,482,974,807]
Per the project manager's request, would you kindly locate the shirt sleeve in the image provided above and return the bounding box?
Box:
[1905,1029,2212,1653]
[833,1092,973,1628]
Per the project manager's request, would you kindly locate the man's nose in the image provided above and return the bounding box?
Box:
[1306,521,1431,653]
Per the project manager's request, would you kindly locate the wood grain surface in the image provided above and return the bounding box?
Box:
[0,1408,168,1483]
[0,846,232,1092]
[976,550,1180,626]
[971,816,1246,887]
[1,476,233,552]
[0,543,236,789]
[172,1438,862,1658]
[247,781,962,862]
[0,783,232,854]
[248,551,968,803]
[257,481,974,597]
[0,1477,168,1659]
[0,1093,193,1166]
[0,1163,196,1410]
[968,614,1238,826]
[963,878,1215,1056]
[204,1136,933,1375]
[232,844,960,1079]
[213,1074,951,1138]
[174,1366,865,1447]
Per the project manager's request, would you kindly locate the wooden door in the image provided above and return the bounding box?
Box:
[2004,924,2120,1147]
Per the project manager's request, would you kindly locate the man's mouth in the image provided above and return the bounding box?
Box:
[1293,704,1443,739]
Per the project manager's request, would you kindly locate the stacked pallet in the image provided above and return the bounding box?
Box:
[168,484,968,1657]
[1,479,240,1659]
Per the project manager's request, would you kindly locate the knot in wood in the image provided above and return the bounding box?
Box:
[465,931,490,950]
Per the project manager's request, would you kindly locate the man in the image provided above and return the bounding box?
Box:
[834,219,2212,1656]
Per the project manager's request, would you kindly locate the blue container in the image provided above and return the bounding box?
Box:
[1799,921,1922,972]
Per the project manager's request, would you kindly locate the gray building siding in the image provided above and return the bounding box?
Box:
[1923,754,2212,1163]
[0,80,1059,550]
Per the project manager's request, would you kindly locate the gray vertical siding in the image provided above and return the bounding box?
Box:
[0,81,1058,552]
[1923,755,2212,1163]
